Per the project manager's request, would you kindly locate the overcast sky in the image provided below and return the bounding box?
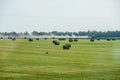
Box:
[0,0,120,32]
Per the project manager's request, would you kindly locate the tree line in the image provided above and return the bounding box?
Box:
[0,31,120,38]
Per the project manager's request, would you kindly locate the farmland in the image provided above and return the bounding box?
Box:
[0,38,120,80]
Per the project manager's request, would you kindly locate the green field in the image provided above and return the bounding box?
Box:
[0,39,120,80]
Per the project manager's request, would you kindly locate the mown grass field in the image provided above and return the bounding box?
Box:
[0,38,120,80]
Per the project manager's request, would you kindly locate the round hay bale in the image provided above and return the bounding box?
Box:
[12,38,16,41]
[69,39,73,42]
[36,38,39,40]
[90,38,94,42]
[28,38,33,42]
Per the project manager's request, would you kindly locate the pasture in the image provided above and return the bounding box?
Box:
[0,38,120,80]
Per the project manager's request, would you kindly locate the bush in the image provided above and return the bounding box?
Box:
[0,37,3,39]
[28,38,33,42]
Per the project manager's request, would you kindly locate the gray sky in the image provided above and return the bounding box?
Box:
[0,0,120,32]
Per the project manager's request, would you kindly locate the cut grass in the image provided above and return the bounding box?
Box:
[0,39,120,80]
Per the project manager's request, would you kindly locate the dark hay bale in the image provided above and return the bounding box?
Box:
[55,42,60,45]
[65,43,71,47]
[24,37,27,39]
[58,38,66,41]
[52,37,55,39]
[112,38,116,41]
[106,38,111,41]
[69,39,73,42]
[53,40,60,45]
[97,38,100,40]
[8,37,12,39]
[74,38,78,42]
[63,43,71,49]
[44,38,47,40]
[12,38,16,41]
[53,40,57,43]
[90,38,94,42]
[28,38,33,42]
[36,38,39,40]
[63,45,70,49]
